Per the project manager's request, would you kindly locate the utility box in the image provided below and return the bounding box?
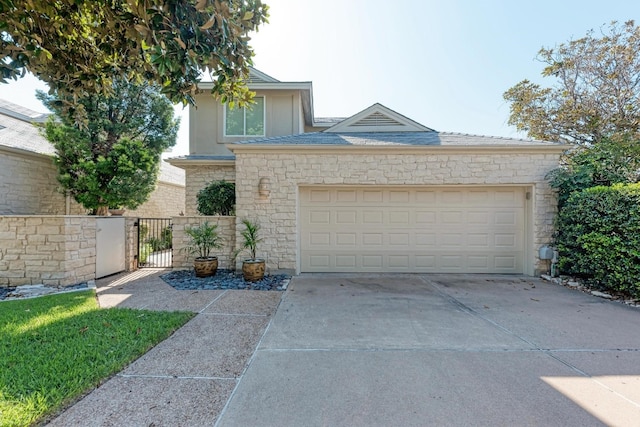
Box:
[539,245,554,260]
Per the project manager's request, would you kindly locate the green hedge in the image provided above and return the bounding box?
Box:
[556,183,640,298]
[197,180,235,216]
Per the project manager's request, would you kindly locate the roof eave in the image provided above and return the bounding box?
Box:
[165,156,236,168]
[227,143,571,155]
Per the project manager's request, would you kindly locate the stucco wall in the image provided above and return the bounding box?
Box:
[182,164,236,216]
[189,89,304,157]
[0,216,96,286]
[172,216,236,270]
[233,150,562,275]
[0,150,86,215]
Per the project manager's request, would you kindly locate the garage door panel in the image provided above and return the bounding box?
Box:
[300,186,525,273]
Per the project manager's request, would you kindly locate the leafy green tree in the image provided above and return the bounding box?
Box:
[1,0,268,120]
[38,79,179,215]
[548,134,640,208]
[504,20,640,145]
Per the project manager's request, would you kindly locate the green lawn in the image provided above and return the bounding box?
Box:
[0,291,194,427]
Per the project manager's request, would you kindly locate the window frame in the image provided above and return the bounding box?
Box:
[223,96,266,137]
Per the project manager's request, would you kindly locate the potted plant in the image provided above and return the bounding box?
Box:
[235,218,265,282]
[183,221,223,277]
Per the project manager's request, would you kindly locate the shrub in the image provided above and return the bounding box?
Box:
[197,180,235,216]
[555,184,640,297]
[146,226,172,251]
[547,135,640,209]
[138,243,154,265]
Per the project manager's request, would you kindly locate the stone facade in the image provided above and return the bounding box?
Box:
[231,149,563,275]
[0,216,97,286]
[182,164,236,216]
[127,182,186,218]
[0,150,86,215]
[172,216,236,270]
[0,149,185,218]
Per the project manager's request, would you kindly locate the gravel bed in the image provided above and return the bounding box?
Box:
[0,287,15,300]
[161,269,289,291]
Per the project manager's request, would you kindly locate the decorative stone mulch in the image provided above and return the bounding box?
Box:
[0,282,95,301]
[541,274,639,308]
[160,269,290,291]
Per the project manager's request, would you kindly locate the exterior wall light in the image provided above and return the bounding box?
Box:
[258,177,271,198]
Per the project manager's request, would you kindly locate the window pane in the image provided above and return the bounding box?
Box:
[225,106,244,136]
[245,98,264,136]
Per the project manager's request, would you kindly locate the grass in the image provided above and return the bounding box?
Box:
[0,291,194,427]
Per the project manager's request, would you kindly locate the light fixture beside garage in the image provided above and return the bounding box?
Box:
[258,177,271,198]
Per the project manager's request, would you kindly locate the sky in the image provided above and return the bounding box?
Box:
[1,0,639,156]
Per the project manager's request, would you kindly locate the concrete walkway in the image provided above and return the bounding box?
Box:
[48,269,282,426]
[49,272,640,426]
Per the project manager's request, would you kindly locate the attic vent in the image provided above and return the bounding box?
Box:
[352,112,403,127]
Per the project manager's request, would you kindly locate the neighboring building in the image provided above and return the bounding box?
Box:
[169,69,569,276]
[0,99,185,217]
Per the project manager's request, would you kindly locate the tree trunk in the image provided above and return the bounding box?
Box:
[96,205,109,216]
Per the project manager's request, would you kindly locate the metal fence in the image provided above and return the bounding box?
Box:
[137,218,173,268]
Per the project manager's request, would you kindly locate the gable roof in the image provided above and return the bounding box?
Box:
[0,99,55,156]
[247,68,280,84]
[227,102,569,153]
[325,103,434,133]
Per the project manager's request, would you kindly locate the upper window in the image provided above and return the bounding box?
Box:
[224,97,265,137]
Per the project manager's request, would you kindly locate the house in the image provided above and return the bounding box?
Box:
[169,69,569,276]
[0,99,185,218]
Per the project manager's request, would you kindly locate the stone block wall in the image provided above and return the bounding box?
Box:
[0,216,96,287]
[183,165,236,215]
[234,150,562,275]
[172,216,236,270]
[0,150,85,215]
[127,182,186,218]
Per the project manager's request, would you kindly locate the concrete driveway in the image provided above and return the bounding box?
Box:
[216,274,640,427]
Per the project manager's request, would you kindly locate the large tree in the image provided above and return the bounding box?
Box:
[503,20,640,145]
[38,79,179,215]
[1,0,268,120]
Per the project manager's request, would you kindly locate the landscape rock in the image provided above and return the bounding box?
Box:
[590,290,612,299]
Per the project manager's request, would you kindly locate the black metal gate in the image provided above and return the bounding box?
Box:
[137,218,173,268]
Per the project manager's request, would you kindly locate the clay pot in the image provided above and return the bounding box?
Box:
[242,259,265,282]
[193,257,218,278]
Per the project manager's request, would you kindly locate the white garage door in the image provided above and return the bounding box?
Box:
[300,186,526,273]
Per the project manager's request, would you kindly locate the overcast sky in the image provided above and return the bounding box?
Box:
[2,0,638,156]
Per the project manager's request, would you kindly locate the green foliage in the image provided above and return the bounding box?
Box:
[197,180,236,216]
[146,226,173,252]
[39,79,179,214]
[547,135,640,208]
[0,0,269,119]
[183,221,223,259]
[235,218,262,261]
[555,184,640,298]
[0,291,193,426]
[138,242,154,265]
[504,20,640,145]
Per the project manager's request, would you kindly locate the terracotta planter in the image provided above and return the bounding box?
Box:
[242,259,265,282]
[193,257,218,278]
